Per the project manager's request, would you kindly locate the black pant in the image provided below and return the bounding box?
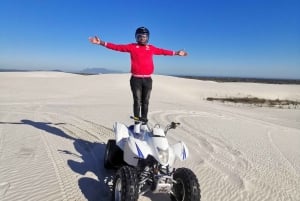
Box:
[130,76,152,122]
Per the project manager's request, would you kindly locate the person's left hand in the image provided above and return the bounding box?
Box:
[177,50,188,56]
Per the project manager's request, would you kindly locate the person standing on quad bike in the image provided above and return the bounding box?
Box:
[89,27,187,130]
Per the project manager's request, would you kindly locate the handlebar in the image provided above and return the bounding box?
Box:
[165,122,180,134]
[130,116,180,134]
[170,122,180,129]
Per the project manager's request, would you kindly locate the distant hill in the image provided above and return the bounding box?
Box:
[0,68,124,75]
[173,75,300,85]
[2,68,298,84]
[0,69,30,72]
[78,68,124,75]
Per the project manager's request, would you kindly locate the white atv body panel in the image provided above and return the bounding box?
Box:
[171,141,189,161]
[113,122,129,150]
[123,134,154,166]
[113,122,188,167]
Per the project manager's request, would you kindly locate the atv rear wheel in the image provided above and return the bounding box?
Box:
[171,168,201,201]
[104,139,123,169]
[113,166,139,201]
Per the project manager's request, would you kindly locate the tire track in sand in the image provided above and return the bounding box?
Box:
[149,110,251,200]
[39,112,115,201]
[0,112,11,199]
[33,105,85,201]
[148,109,300,201]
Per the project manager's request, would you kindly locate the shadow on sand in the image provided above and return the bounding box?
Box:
[0,119,114,201]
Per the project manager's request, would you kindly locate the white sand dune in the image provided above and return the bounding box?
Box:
[0,72,299,201]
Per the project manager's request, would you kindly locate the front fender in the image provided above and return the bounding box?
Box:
[171,141,189,161]
[113,122,129,150]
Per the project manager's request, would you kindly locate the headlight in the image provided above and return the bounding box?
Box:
[157,147,169,164]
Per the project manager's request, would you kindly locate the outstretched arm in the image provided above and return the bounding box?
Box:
[88,36,131,52]
[89,36,106,46]
[175,50,188,56]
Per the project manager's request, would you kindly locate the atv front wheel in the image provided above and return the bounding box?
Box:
[113,166,139,201]
[104,139,123,169]
[171,168,201,201]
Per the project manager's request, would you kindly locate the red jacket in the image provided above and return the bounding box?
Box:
[105,42,175,75]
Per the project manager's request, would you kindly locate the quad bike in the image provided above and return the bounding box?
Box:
[104,117,201,201]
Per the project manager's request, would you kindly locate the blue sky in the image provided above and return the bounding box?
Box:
[0,0,299,79]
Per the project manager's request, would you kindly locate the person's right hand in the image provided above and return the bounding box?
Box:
[89,36,101,45]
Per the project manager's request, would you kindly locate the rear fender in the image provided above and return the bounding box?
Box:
[172,141,189,161]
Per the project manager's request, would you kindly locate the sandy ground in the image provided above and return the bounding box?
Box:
[0,72,299,201]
